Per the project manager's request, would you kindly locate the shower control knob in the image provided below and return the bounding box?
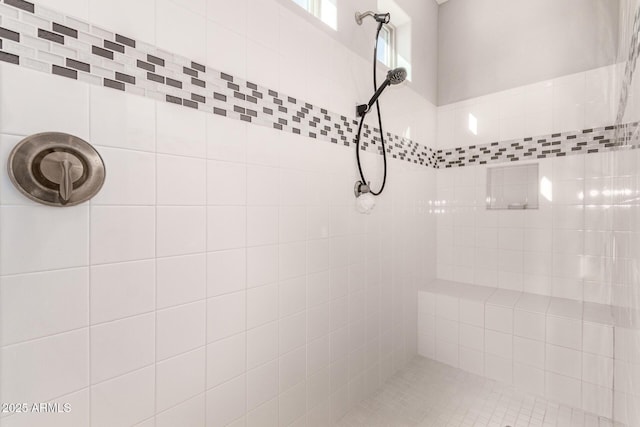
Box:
[39,152,84,202]
[8,132,106,207]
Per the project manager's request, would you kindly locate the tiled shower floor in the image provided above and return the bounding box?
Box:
[337,357,621,427]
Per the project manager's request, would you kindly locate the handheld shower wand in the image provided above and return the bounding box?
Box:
[356,67,407,117]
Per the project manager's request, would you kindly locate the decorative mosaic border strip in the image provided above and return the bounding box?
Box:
[0,0,638,172]
[0,0,438,168]
[436,123,640,168]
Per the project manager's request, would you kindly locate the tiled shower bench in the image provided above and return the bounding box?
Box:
[417,279,638,419]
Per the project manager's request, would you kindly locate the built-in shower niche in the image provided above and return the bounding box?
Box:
[486,163,538,209]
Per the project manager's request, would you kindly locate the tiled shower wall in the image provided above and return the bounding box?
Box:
[433,58,640,425]
[0,0,437,426]
[435,64,640,307]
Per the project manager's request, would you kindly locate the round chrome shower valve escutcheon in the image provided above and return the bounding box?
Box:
[8,132,106,207]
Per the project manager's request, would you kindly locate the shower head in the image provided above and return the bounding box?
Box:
[387,67,407,85]
[356,67,407,117]
[355,11,390,25]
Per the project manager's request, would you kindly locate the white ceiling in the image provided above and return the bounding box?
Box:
[435,0,450,4]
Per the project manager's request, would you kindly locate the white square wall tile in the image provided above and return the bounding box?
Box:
[157,155,206,205]
[157,206,206,257]
[207,291,246,343]
[207,0,247,34]
[307,238,330,273]
[206,374,246,427]
[459,323,483,351]
[307,206,330,239]
[207,248,246,297]
[1,205,89,275]
[91,147,156,205]
[280,169,309,206]
[247,283,278,329]
[247,165,280,206]
[156,348,206,412]
[582,353,613,388]
[207,332,246,388]
[547,296,583,319]
[307,368,330,416]
[1,268,88,345]
[435,318,459,344]
[279,380,307,427]
[0,64,89,138]
[308,302,330,341]
[246,119,283,168]
[546,315,582,350]
[307,335,331,375]
[246,0,278,50]
[279,206,307,243]
[247,360,278,412]
[459,347,484,376]
[90,260,155,324]
[418,312,435,337]
[546,343,582,379]
[156,394,205,427]
[89,0,155,42]
[90,366,155,427]
[206,21,247,81]
[614,327,640,363]
[0,136,35,206]
[206,114,247,163]
[1,329,89,404]
[246,398,278,427]
[485,353,513,384]
[514,363,544,395]
[280,276,306,318]
[157,254,206,309]
[436,295,458,321]
[307,270,330,312]
[247,321,278,370]
[435,339,459,367]
[280,313,306,355]
[90,206,155,265]
[485,329,513,360]
[157,301,206,360]
[279,241,306,281]
[247,206,278,246]
[331,297,348,336]
[247,245,279,288]
[418,333,435,359]
[418,291,436,315]
[156,0,206,63]
[207,206,246,251]
[459,299,484,326]
[207,160,247,205]
[90,85,155,152]
[583,322,613,358]
[582,382,613,419]
[514,309,545,341]
[90,313,155,384]
[485,304,513,333]
[156,101,206,157]
[545,371,581,408]
[279,346,306,392]
[487,289,521,307]
[513,336,544,369]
